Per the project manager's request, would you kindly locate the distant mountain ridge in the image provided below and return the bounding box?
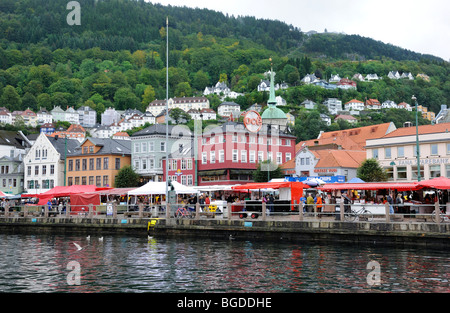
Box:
[0,0,444,62]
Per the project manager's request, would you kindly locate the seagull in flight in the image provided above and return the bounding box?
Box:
[73,242,83,251]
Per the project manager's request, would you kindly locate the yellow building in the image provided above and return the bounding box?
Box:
[66,138,131,188]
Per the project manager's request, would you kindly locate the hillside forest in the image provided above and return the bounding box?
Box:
[0,0,448,142]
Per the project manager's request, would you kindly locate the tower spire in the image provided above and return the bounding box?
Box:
[267,58,277,107]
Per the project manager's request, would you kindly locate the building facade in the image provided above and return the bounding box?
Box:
[66,138,131,188]
[131,124,192,183]
[365,123,450,181]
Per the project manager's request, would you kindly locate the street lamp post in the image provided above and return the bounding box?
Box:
[412,95,421,182]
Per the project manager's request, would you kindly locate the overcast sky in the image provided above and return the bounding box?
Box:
[151,0,450,61]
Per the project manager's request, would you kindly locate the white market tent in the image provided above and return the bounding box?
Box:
[128,181,199,196]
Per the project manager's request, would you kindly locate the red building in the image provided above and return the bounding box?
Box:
[162,141,196,186]
[197,121,296,186]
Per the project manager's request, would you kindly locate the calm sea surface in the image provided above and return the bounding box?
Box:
[0,233,448,293]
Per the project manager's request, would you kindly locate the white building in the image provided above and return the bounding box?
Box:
[146,97,210,117]
[345,99,365,111]
[365,123,450,181]
[323,98,343,115]
[23,133,79,194]
[217,102,240,117]
[101,107,121,126]
[77,106,97,128]
[37,108,53,125]
[381,100,398,109]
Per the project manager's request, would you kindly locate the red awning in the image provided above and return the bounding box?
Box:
[318,182,421,192]
[22,185,111,198]
[231,181,309,191]
[418,176,450,190]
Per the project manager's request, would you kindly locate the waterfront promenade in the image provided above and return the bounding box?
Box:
[0,202,449,248]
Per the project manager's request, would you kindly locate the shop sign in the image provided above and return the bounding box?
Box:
[243,110,262,133]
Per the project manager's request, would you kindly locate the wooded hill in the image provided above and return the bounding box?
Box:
[0,0,448,141]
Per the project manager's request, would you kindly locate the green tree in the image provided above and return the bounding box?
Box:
[357,158,388,182]
[115,165,140,188]
[1,85,21,111]
[141,85,155,106]
[253,160,285,182]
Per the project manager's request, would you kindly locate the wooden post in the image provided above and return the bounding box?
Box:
[112,203,117,219]
[385,202,390,223]
[88,203,94,218]
[4,203,9,217]
[44,205,48,218]
[138,202,144,218]
[66,204,71,218]
[299,201,303,221]
[340,201,344,221]
[166,202,171,219]
[23,205,28,218]
[227,203,232,220]
[435,201,441,224]
[195,202,200,220]
[262,202,266,221]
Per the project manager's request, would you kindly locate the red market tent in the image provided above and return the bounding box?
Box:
[318,182,421,192]
[417,176,450,190]
[70,193,101,214]
[0,191,7,198]
[22,185,110,198]
[231,181,309,203]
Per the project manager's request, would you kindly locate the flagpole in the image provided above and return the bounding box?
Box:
[165,16,169,215]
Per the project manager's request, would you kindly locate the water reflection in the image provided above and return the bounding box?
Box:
[0,233,448,293]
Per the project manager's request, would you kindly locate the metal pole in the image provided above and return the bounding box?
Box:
[165,17,170,215]
[412,95,421,182]
[64,136,67,186]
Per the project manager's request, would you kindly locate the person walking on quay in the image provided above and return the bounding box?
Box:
[267,194,274,215]
[387,193,394,214]
[315,193,323,216]
[306,193,314,213]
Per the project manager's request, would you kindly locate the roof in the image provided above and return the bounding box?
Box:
[47,136,80,159]
[381,123,450,139]
[312,150,367,169]
[335,114,357,120]
[296,122,395,152]
[76,138,131,156]
[261,106,287,120]
[132,124,192,137]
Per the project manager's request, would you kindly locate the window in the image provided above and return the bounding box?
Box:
[75,177,80,185]
[447,143,450,155]
[89,158,94,170]
[232,150,238,162]
[181,175,187,185]
[386,167,394,181]
[187,175,193,186]
[286,153,292,162]
[202,152,207,164]
[141,142,147,153]
[372,149,379,159]
[385,147,391,159]
[103,175,108,187]
[241,150,247,163]
[68,178,73,186]
[431,144,438,155]
[149,158,155,169]
[89,176,94,185]
[397,166,407,180]
[219,150,224,163]
[42,165,47,176]
[286,139,291,146]
[89,146,94,153]
[96,176,101,187]
[96,158,101,170]
[82,159,87,171]
[169,159,177,170]
[83,147,88,154]
[160,142,166,152]
[210,151,216,163]
[27,166,31,176]
[75,160,80,171]
[115,158,121,170]
[134,143,140,153]
[187,159,193,170]
[35,166,39,176]
[397,146,404,158]
[82,176,87,185]
[258,151,264,162]
[412,166,424,180]
[134,160,140,171]
[276,152,282,164]
[68,160,73,171]
[50,165,55,175]
[429,165,441,178]
[149,142,154,152]
[181,159,187,170]
[232,135,237,143]
[249,151,256,163]
[103,157,109,169]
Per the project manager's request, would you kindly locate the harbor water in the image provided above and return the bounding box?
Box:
[0,233,448,293]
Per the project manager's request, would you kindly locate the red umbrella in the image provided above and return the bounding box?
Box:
[418,176,450,190]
